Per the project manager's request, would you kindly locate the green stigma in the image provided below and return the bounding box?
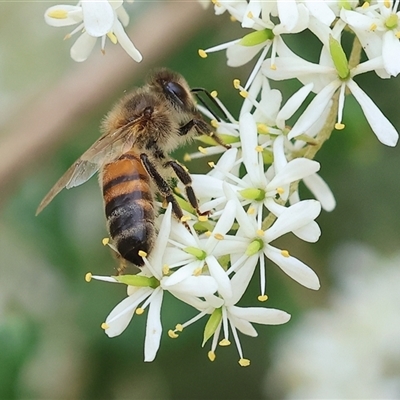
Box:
[239,188,266,201]
[385,14,399,30]
[114,275,160,289]
[202,307,222,347]
[239,29,274,46]
[184,247,207,260]
[245,238,264,256]
[329,35,350,80]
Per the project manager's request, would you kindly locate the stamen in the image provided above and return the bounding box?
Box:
[335,123,345,130]
[276,187,285,195]
[47,9,68,19]
[175,324,184,332]
[256,229,264,237]
[101,322,109,330]
[162,265,170,275]
[210,119,219,128]
[107,32,117,44]
[198,146,207,154]
[247,207,255,215]
[208,351,216,361]
[258,294,268,302]
[135,307,145,315]
[168,330,179,338]
[239,358,251,367]
[211,90,218,97]
[138,250,147,258]
[281,249,290,257]
[233,79,241,89]
[102,238,110,246]
[255,145,263,153]
[181,215,192,222]
[369,23,377,31]
[193,267,203,276]
[214,233,224,240]
[85,272,92,282]
[219,338,231,346]
[198,49,208,58]
[198,215,208,222]
[208,161,215,168]
[361,1,370,8]
[183,153,191,162]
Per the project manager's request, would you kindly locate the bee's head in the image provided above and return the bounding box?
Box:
[146,68,195,113]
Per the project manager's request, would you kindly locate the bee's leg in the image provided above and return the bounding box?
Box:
[179,119,231,149]
[116,256,127,276]
[140,153,188,227]
[165,160,208,217]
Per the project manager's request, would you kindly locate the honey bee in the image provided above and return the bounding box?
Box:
[36,68,228,272]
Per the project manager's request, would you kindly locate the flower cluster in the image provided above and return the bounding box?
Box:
[54,0,399,365]
[44,0,141,62]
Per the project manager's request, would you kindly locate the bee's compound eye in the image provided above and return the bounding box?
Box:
[165,82,186,104]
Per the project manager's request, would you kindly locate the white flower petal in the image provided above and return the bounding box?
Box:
[292,221,321,243]
[161,260,200,287]
[70,32,97,62]
[206,256,232,301]
[171,275,218,297]
[113,19,142,62]
[105,287,151,337]
[303,173,336,212]
[228,313,258,337]
[81,0,114,37]
[227,42,267,67]
[347,79,398,146]
[382,31,400,77]
[268,158,320,189]
[265,200,321,242]
[144,289,163,362]
[266,245,320,289]
[229,305,291,325]
[288,80,339,139]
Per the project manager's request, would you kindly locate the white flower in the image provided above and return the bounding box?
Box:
[216,184,322,296]
[44,1,142,62]
[263,36,399,146]
[88,204,218,362]
[341,3,400,78]
[168,260,291,366]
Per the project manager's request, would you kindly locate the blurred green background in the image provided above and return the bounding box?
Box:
[1,2,400,399]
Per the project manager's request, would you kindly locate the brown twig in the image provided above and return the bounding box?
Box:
[0,1,211,206]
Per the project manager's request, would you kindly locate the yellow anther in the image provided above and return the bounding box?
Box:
[205,230,212,237]
[47,9,68,19]
[183,153,191,162]
[210,119,219,128]
[63,33,71,40]
[255,145,263,153]
[162,265,170,275]
[276,187,285,195]
[85,272,92,282]
[175,324,184,332]
[198,215,208,222]
[396,31,400,38]
[247,11,254,19]
[138,250,147,258]
[214,233,224,240]
[361,1,370,8]
[219,338,231,346]
[107,31,118,44]
[168,329,179,338]
[281,249,290,258]
[233,79,241,89]
[198,49,208,58]
[193,267,203,276]
[208,162,216,170]
[384,0,390,7]
[102,237,110,246]
[239,90,248,98]
[258,294,268,302]
[256,229,264,237]
[181,215,192,222]
[335,122,345,130]
[135,307,145,315]
[247,207,255,215]
[230,15,237,22]
[270,64,277,70]
[238,358,251,367]
[174,187,182,195]
[212,0,221,6]
[101,322,109,330]
[370,23,377,31]
[211,90,218,98]
[208,351,216,361]
[257,123,269,134]
[198,146,207,154]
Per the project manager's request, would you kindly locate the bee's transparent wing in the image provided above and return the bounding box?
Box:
[36,119,139,215]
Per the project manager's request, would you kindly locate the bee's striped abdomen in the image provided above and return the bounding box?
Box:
[102,151,155,266]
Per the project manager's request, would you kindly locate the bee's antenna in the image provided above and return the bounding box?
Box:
[191,87,228,123]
